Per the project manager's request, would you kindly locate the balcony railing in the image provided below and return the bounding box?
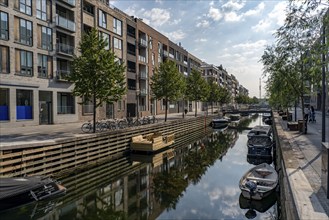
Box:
[56,14,76,32]
[139,71,148,79]
[140,89,147,96]
[139,38,147,47]
[57,43,75,55]
[139,105,146,111]
[138,55,146,63]
[56,70,70,81]
[60,0,75,6]
[169,53,174,59]
[163,50,169,57]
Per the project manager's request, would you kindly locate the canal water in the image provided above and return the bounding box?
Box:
[0,114,278,220]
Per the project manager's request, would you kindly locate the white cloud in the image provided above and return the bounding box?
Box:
[164,30,186,41]
[232,40,267,51]
[196,20,210,28]
[268,1,287,26]
[195,38,208,42]
[222,0,245,11]
[143,8,171,27]
[225,11,243,22]
[208,6,223,21]
[244,2,265,16]
[170,19,181,25]
[252,19,271,32]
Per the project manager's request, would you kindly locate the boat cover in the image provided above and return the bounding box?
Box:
[0,176,52,200]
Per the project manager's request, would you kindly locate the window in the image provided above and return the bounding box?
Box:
[57,92,75,114]
[127,24,135,37]
[113,37,122,50]
[0,11,8,40]
[19,0,32,15]
[38,54,52,78]
[36,0,48,21]
[127,79,136,90]
[19,18,33,46]
[0,88,9,121]
[0,0,8,6]
[83,1,94,15]
[39,25,52,50]
[113,18,122,36]
[15,49,33,76]
[16,89,33,120]
[98,10,106,28]
[127,43,135,55]
[127,61,136,73]
[0,46,9,73]
[82,97,93,114]
[149,37,153,49]
[152,53,155,66]
[99,31,110,50]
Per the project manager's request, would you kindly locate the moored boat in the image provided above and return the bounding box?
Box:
[247,134,273,158]
[247,125,272,140]
[130,133,175,152]
[0,176,66,211]
[239,163,278,200]
[211,118,229,129]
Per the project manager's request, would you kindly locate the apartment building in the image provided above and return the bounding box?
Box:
[0,0,248,127]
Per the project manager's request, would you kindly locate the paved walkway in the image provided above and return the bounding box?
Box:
[276,108,329,219]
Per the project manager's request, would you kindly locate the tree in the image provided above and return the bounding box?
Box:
[186,69,209,117]
[68,28,126,133]
[218,87,231,109]
[206,79,221,114]
[150,60,186,122]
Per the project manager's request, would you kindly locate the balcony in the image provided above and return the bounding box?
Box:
[140,89,147,96]
[59,0,75,6]
[139,71,148,80]
[56,15,76,32]
[57,43,75,55]
[56,70,70,81]
[139,38,147,48]
[169,53,174,59]
[138,55,146,63]
[163,50,169,57]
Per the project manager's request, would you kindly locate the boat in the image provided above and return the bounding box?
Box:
[247,125,272,140]
[247,134,273,158]
[0,176,66,211]
[262,113,272,122]
[247,155,273,165]
[239,163,278,200]
[211,118,229,129]
[130,132,175,152]
[229,114,241,122]
[131,148,175,167]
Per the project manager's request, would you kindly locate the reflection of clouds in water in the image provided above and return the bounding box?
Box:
[224,186,240,197]
[208,187,223,201]
[190,209,197,214]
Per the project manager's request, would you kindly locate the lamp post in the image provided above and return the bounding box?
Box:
[321,25,326,143]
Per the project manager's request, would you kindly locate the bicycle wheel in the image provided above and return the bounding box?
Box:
[81,123,92,133]
[118,121,128,129]
[134,120,142,126]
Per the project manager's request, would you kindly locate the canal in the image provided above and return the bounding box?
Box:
[0,114,279,220]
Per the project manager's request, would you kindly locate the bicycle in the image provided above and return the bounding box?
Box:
[81,120,105,133]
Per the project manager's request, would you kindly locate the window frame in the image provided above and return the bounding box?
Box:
[0,46,9,74]
[57,92,75,114]
[113,37,122,50]
[0,11,8,40]
[37,53,51,78]
[98,10,106,28]
[41,26,52,50]
[19,18,33,46]
[16,49,33,76]
[113,18,122,36]
[36,0,47,21]
[19,0,32,16]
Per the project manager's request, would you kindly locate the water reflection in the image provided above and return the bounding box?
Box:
[0,116,277,220]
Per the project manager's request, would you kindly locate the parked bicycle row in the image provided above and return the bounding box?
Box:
[81,115,159,133]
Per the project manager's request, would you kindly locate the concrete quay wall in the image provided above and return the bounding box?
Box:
[0,115,215,177]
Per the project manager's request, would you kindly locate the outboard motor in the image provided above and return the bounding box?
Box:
[245,180,257,194]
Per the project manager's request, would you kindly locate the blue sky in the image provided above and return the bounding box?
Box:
[111,0,289,97]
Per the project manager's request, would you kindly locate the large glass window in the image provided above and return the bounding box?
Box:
[19,18,33,46]
[113,37,122,50]
[0,46,9,74]
[127,79,136,90]
[15,49,33,76]
[98,10,106,28]
[38,54,52,78]
[0,0,8,6]
[36,0,48,21]
[57,92,75,114]
[113,18,122,36]
[0,11,8,40]
[16,89,33,120]
[0,88,9,121]
[99,31,110,50]
[83,1,94,15]
[40,26,52,50]
[19,0,32,15]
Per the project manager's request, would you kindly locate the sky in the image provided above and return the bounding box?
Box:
[111,0,289,98]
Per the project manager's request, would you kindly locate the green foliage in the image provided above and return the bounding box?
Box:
[186,69,209,116]
[235,94,250,104]
[206,79,221,113]
[150,60,186,121]
[218,87,231,105]
[68,28,126,132]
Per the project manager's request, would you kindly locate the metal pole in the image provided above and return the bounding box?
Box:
[322,26,326,142]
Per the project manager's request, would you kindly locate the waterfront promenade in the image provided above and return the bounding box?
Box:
[276,108,329,219]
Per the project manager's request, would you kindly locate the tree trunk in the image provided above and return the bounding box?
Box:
[195,101,197,117]
[93,94,96,133]
[300,95,307,134]
[182,99,185,118]
[165,98,168,122]
[211,102,213,114]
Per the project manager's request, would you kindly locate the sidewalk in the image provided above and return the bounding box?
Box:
[276,108,329,219]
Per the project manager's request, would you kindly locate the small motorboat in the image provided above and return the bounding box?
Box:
[229,114,240,122]
[211,118,229,129]
[0,176,66,211]
[239,163,278,200]
[247,125,272,140]
[247,134,273,158]
[247,155,273,165]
